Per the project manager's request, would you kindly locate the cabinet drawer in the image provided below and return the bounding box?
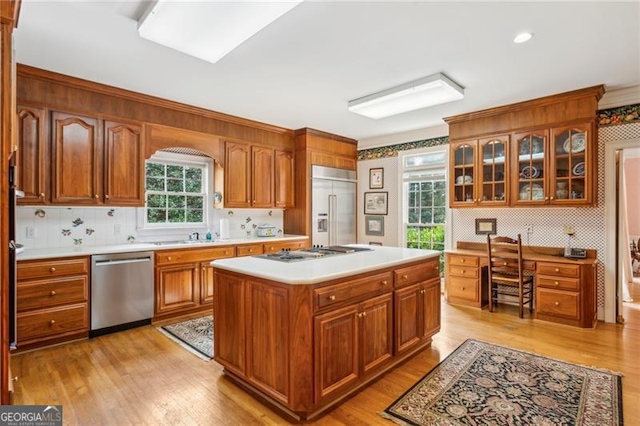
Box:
[447,277,478,302]
[537,276,579,291]
[448,265,479,279]
[536,262,580,278]
[156,246,235,265]
[536,288,580,320]
[394,260,439,288]
[264,240,307,253]
[447,254,479,267]
[18,276,88,312]
[315,272,392,310]
[17,303,89,341]
[17,257,89,280]
[236,244,264,257]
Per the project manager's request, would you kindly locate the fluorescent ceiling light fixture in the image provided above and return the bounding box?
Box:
[138,0,302,64]
[513,32,533,44]
[348,73,464,119]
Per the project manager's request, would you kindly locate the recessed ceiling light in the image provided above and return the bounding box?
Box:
[513,32,533,44]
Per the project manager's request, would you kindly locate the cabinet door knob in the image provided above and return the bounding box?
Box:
[420,289,426,294]
[50,267,56,273]
[12,376,18,382]
[328,295,336,301]
[50,319,56,325]
[550,196,554,200]
[94,194,99,199]
[50,290,56,296]
[357,312,363,318]
[202,267,205,272]
[554,302,560,306]
[105,194,110,200]
[39,193,45,198]
[362,311,367,317]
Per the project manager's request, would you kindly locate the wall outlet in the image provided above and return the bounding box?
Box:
[526,224,534,234]
[114,224,121,235]
[26,226,36,238]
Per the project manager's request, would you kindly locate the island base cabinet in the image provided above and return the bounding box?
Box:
[245,280,290,405]
[213,272,246,377]
[395,278,441,355]
[314,293,393,405]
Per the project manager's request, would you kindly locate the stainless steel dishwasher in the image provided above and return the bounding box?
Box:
[90,251,154,337]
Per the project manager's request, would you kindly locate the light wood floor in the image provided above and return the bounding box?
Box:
[11,284,640,425]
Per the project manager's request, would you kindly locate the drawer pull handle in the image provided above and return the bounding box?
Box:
[461,270,466,274]
[50,267,56,273]
[50,290,56,296]
[167,256,172,261]
[225,251,229,255]
[460,287,465,291]
[460,259,465,263]
[555,268,560,272]
[328,295,336,301]
[50,320,56,325]
[248,249,253,252]
[554,302,560,306]
[554,281,559,286]
[402,274,408,280]
[381,280,388,286]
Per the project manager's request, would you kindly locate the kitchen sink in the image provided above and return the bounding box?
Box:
[152,240,210,246]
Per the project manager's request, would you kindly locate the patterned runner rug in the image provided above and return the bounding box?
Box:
[158,315,213,360]
[382,339,622,426]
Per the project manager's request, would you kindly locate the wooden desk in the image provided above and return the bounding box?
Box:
[445,242,598,328]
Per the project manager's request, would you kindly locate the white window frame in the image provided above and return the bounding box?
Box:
[400,146,450,250]
[138,151,213,230]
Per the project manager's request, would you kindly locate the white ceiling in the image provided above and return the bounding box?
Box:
[14,1,640,142]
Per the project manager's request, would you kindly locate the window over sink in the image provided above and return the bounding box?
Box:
[143,151,212,228]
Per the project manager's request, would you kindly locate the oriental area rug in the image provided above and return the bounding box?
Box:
[158,315,213,361]
[382,339,622,426]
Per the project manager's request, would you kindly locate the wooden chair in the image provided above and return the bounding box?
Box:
[486,234,534,318]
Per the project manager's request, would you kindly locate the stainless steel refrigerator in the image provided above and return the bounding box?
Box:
[312,165,357,246]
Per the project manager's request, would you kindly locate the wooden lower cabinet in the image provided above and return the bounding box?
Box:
[16,256,90,351]
[154,246,235,320]
[314,293,393,404]
[213,257,440,420]
[395,278,441,355]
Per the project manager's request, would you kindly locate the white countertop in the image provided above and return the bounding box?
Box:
[16,235,308,261]
[211,245,440,285]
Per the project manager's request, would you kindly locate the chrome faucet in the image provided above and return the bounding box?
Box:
[189,231,199,241]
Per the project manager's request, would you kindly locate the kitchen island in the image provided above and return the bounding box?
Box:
[211,245,441,421]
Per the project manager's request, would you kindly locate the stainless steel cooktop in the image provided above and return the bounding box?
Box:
[256,246,372,263]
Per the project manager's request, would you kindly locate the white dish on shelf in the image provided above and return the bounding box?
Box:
[563,134,586,153]
[519,184,544,201]
[572,161,585,176]
[455,175,473,184]
[520,165,540,179]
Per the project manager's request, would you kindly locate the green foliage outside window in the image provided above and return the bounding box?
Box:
[145,161,205,225]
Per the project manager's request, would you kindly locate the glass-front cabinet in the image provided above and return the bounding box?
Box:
[550,123,594,206]
[450,140,476,207]
[478,135,509,206]
[512,130,548,205]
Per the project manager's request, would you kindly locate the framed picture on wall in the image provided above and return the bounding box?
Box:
[364,192,388,215]
[475,218,497,235]
[365,216,384,236]
[369,168,384,189]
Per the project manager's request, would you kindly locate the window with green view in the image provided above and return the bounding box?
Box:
[145,160,207,226]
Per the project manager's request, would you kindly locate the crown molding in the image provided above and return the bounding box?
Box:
[599,86,640,109]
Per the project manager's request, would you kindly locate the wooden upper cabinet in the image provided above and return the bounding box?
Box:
[16,105,48,204]
[51,111,102,205]
[251,146,274,207]
[445,85,604,209]
[224,141,252,208]
[224,141,292,209]
[274,149,294,208]
[104,120,144,206]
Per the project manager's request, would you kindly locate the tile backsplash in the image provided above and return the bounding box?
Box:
[16,206,284,250]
